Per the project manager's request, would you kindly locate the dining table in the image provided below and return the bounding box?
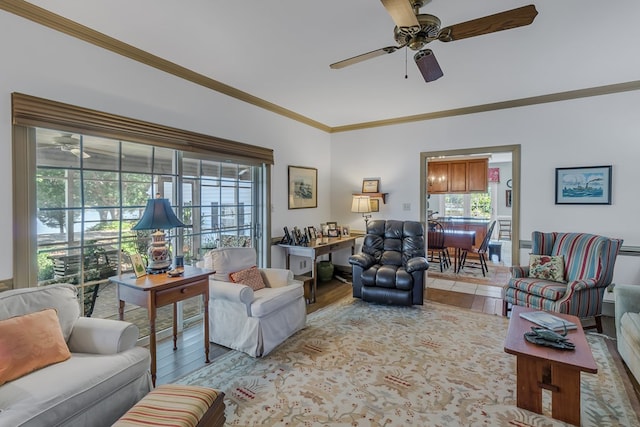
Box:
[428,229,476,273]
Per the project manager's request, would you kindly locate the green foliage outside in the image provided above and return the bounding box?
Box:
[37,253,54,281]
[471,193,492,218]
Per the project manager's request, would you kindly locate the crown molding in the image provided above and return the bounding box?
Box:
[2,0,640,135]
[330,80,640,133]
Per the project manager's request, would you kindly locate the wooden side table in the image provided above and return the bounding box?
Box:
[504,306,597,425]
[279,236,357,303]
[110,266,213,385]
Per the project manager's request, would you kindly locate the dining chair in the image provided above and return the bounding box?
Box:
[498,219,512,240]
[427,220,450,272]
[458,220,496,276]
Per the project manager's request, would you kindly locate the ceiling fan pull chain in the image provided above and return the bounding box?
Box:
[405,47,408,79]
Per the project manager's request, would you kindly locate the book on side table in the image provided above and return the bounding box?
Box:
[519,310,578,332]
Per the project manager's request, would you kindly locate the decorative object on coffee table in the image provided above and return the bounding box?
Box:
[523,327,575,350]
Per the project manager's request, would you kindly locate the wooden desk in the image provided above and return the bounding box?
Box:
[504,306,597,425]
[110,266,213,385]
[428,230,475,273]
[279,236,357,303]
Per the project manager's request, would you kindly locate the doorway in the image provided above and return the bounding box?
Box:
[419,144,520,267]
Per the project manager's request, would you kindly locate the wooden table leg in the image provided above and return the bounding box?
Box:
[204,291,210,363]
[516,356,543,414]
[149,304,157,386]
[551,364,581,425]
[172,303,178,350]
[118,299,125,321]
[310,257,317,304]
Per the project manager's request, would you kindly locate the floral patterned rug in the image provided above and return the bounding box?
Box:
[178,298,639,426]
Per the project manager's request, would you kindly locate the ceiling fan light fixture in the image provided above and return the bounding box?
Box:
[414,49,443,82]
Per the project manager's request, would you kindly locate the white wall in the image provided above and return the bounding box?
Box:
[0,11,331,280]
[330,91,640,284]
[2,10,640,286]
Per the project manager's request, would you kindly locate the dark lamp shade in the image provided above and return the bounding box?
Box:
[132,198,186,230]
[414,49,443,83]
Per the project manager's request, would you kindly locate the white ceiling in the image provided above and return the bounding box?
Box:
[24,0,640,128]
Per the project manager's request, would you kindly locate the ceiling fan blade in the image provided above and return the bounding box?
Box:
[330,46,402,69]
[380,0,420,29]
[438,4,538,42]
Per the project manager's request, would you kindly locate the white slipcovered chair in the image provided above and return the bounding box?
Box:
[198,247,306,357]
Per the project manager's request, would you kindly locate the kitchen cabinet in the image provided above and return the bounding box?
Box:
[427,158,488,194]
[427,162,449,193]
[467,159,488,192]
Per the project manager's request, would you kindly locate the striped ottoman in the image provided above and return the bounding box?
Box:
[113,384,225,427]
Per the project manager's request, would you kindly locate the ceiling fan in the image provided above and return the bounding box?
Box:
[330,0,538,82]
[52,133,91,158]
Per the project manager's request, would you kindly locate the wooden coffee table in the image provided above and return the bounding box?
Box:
[504,306,597,425]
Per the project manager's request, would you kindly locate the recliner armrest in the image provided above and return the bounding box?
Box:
[349,253,375,269]
[68,317,139,354]
[406,256,428,273]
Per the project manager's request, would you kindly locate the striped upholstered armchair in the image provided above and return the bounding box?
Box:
[502,231,623,332]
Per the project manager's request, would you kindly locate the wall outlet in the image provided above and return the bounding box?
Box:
[299,260,307,269]
[403,202,411,211]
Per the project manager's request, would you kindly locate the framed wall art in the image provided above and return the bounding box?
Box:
[130,253,147,278]
[555,165,612,205]
[288,166,317,209]
[369,198,380,212]
[362,179,380,193]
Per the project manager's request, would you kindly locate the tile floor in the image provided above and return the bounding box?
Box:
[427,277,504,298]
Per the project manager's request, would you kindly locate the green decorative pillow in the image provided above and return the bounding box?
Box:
[529,255,565,283]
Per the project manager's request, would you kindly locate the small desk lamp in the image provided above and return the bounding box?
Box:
[132,194,186,273]
[351,195,372,228]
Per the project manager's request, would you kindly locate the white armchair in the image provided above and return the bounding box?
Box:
[199,247,306,357]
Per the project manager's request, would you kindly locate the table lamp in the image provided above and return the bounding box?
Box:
[351,195,372,228]
[132,194,186,273]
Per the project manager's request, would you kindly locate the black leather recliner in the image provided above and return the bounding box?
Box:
[349,219,428,306]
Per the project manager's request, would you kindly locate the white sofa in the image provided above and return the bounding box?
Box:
[0,284,152,427]
[615,284,640,383]
[199,247,306,357]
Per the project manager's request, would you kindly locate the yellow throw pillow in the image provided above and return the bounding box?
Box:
[0,308,71,385]
[229,266,266,291]
[529,255,565,283]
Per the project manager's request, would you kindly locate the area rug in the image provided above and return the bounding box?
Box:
[178,298,639,426]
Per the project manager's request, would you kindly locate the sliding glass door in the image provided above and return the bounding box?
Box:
[30,126,265,337]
